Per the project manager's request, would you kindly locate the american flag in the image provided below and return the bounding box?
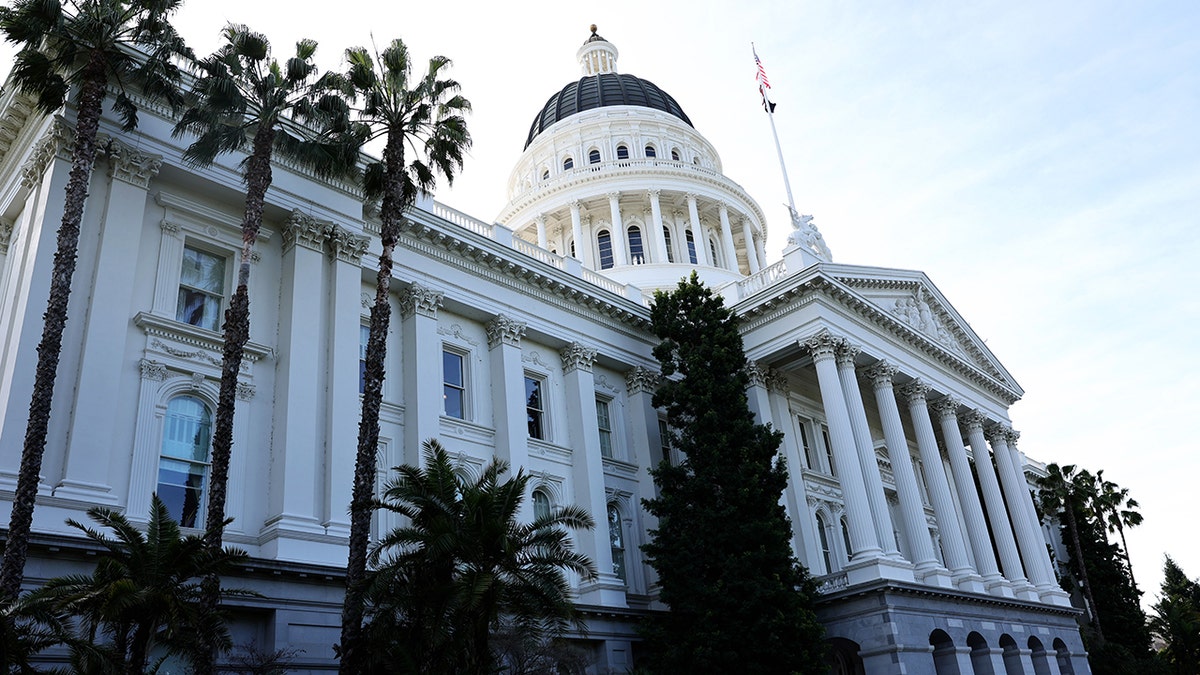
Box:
[753,45,776,113]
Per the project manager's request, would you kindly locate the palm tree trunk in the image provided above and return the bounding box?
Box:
[0,54,107,602]
[340,133,405,674]
[193,124,275,675]
[1065,503,1104,641]
[1117,522,1137,589]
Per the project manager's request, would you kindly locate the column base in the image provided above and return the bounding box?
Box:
[951,569,987,593]
[578,574,629,608]
[1037,586,1074,607]
[1011,579,1041,601]
[914,562,955,588]
[845,555,916,585]
[322,519,351,539]
[981,573,1015,598]
[52,479,119,506]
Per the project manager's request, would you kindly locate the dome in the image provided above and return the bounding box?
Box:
[523,73,694,149]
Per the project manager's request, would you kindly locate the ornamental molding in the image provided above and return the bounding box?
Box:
[984,422,1013,443]
[560,342,597,374]
[485,315,527,349]
[930,396,962,420]
[282,210,329,253]
[897,379,932,405]
[328,225,369,264]
[189,372,206,390]
[398,283,443,319]
[595,374,620,395]
[835,342,861,367]
[439,323,480,347]
[522,350,558,373]
[361,292,373,309]
[107,140,162,188]
[235,382,256,401]
[0,91,37,167]
[624,366,659,395]
[745,361,770,388]
[0,219,12,255]
[20,117,75,190]
[863,361,899,389]
[961,409,987,432]
[134,312,272,365]
[138,359,168,381]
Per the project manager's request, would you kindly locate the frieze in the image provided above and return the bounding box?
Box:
[151,338,223,368]
[595,374,620,395]
[560,342,597,374]
[398,283,443,319]
[624,366,659,395]
[522,350,557,372]
[890,287,966,356]
[485,315,526,349]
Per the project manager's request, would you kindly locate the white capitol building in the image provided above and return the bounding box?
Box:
[0,27,1091,674]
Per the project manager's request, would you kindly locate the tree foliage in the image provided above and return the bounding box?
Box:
[0,0,189,603]
[356,440,595,675]
[640,274,825,674]
[337,37,470,672]
[1151,556,1200,674]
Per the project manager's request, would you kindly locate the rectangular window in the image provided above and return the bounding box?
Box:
[821,425,836,476]
[797,418,817,470]
[359,324,370,394]
[658,418,673,466]
[596,397,613,458]
[525,376,545,440]
[176,246,225,331]
[443,349,466,419]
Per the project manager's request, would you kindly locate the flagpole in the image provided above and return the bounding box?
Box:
[766,106,797,216]
[753,43,797,217]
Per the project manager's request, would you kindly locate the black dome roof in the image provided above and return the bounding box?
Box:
[524,72,694,149]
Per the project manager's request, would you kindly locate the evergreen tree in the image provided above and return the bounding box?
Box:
[641,274,825,674]
[1151,556,1200,674]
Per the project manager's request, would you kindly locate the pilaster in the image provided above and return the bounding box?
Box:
[401,283,444,467]
[487,314,531,520]
[624,365,662,594]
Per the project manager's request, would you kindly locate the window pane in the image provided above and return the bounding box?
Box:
[176,288,220,331]
[443,351,464,387]
[608,506,626,582]
[563,157,574,170]
[162,398,211,462]
[596,399,612,458]
[662,226,674,263]
[597,230,614,269]
[158,458,205,528]
[616,145,629,160]
[685,230,698,264]
[533,490,551,521]
[525,377,544,439]
[645,145,656,158]
[180,247,224,294]
[589,149,601,164]
[444,387,464,419]
[627,226,643,264]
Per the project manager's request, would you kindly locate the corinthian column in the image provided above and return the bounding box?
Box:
[607,192,628,266]
[898,380,981,591]
[717,201,738,271]
[988,425,1058,595]
[686,193,710,266]
[804,332,882,562]
[647,190,668,263]
[931,397,1006,593]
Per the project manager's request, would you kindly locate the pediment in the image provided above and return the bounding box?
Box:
[818,264,1022,396]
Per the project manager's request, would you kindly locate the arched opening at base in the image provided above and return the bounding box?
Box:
[967,631,996,675]
[825,637,865,675]
[930,629,961,675]
[1053,637,1077,675]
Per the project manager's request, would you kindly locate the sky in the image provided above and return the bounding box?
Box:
[2,1,1197,608]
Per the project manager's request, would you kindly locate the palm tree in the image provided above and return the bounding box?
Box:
[336,38,471,672]
[0,0,190,603]
[21,495,249,673]
[1038,463,1104,640]
[358,440,596,675]
[1092,470,1144,587]
[172,25,361,674]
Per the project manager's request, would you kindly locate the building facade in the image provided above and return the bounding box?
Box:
[0,29,1091,674]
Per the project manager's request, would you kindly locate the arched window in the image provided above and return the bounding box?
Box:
[616,144,629,160]
[662,226,675,263]
[597,230,614,269]
[608,505,626,582]
[627,225,644,264]
[644,145,656,158]
[709,238,719,267]
[684,229,698,264]
[541,169,549,180]
[815,512,832,573]
[588,149,601,164]
[532,489,551,521]
[670,149,680,161]
[840,517,854,561]
[563,157,574,170]
[158,395,212,528]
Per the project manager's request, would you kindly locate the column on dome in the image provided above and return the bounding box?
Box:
[931,397,1007,594]
[569,200,591,267]
[647,190,668,263]
[607,192,628,266]
[59,143,162,504]
[864,362,950,586]
[754,236,767,273]
[625,366,662,592]
[802,331,882,564]
[324,226,370,538]
[898,380,982,591]
[835,345,901,559]
[561,343,626,606]
[686,193,710,266]
[962,410,1037,599]
[534,214,548,249]
[400,283,444,467]
[741,219,761,274]
[265,212,330,545]
[487,315,532,522]
[717,202,738,271]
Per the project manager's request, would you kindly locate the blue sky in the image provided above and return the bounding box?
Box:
[2,1,1196,606]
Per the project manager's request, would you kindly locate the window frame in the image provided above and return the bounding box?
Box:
[442,346,468,420]
[525,374,547,440]
[644,144,657,158]
[596,229,615,269]
[176,244,228,332]
[532,488,552,521]
[563,156,574,170]
[596,396,614,458]
[608,504,626,583]
[616,144,629,160]
[157,395,213,529]
[627,225,644,264]
[588,148,601,164]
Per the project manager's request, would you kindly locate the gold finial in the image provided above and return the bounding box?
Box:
[590,24,598,34]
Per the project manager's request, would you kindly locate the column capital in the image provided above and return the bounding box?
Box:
[282,210,329,253]
[835,342,861,367]
[929,396,962,420]
[399,283,443,319]
[745,361,770,388]
[802,330,843,361]
[108,140,162,187]
[960,409,987,432]
[486,314,527,349]
[560,342,597,374]
[646,188,661,199]
[863,361,899,389]
[1006,428,1021,445]
[625,366,660,395]
[534,213,546,225]
[569,199,582,211]
[328,225,369,264]
[606,191,620,201]
[717,200,729,213]
[20,117,75,189]
[984,421,1012,443]
[138,358,168,381]
[0,219,13,255]
[897,379,931,405]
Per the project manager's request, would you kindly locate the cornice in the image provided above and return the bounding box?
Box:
[133,311,273,362]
